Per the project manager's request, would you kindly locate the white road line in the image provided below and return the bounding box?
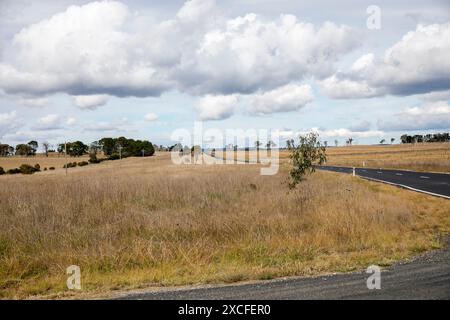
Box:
[420,176,430,179]
[396,173,403,176]
[377,171,382,174]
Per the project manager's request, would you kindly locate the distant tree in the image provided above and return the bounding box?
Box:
[400,134,410,144]
[15,144,31,156]
[288,132,327,189]
[62,141,89,157]
[266,140,276,150]
[334,139,339,147]
[255,140,262,151]
[89,141,101,155]
[42,142,51,157]
[286,139,293,149]
[0,144,14,157]
[27,141,38,156]
[380,139,386,144]
[169,143,183,152]
[99,138,116,156]
[324,141,328,148]
[390,138,395,144]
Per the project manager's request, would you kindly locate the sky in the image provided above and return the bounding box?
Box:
[0,0,449,149]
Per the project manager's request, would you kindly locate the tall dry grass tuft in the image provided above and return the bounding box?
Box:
[0,155,449,298]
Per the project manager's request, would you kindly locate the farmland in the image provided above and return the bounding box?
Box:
[0,152,449,298]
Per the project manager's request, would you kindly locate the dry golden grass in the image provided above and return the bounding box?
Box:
[214,142,450,172]
[0,154,449,299]
[275,142,450,172]
[0,154,91,171]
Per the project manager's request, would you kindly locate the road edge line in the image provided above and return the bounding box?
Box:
[358,176,450,200]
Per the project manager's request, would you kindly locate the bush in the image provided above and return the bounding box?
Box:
[44,167,47,171]
[63,162,78,169]
[49,167,55,171]
[89,153,100,164]
[0,167,4,175]
[20,164,39,175]
[287,132,327,189]
[34,164,41,171]
[108,154,120,161]
[78,161,89,167]
[7,168,21,174]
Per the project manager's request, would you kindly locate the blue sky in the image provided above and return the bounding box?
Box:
[0,0,449,149]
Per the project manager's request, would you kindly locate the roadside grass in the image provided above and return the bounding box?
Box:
[0,155,449,298]
[315,142,450,172]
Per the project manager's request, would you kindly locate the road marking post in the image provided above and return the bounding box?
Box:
[352,167,355,177]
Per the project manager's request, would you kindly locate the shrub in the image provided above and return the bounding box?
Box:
[44,167,48,171]
[89,153,100,164]
[63,162,77,169]
[7,168,21,174]
[287,132,327,189]
[34,164,41,171]
[49,167,55,171]
[108,154,120,161]
[0,167,4,175]
[20,164,39,175]
[78,161,89,167]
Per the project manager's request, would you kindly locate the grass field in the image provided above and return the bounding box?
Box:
[315,142,450,172]
[0,154,91,171]
[0,153,449,299]
[212,142,450,173]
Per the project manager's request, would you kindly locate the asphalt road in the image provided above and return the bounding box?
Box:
[115,239,450,299]
[317,166,450,199]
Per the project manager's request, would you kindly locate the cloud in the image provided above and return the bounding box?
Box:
[73,94,108,110]
[66,117,77,126]
[348,120,372,132]
[377,101,450,131]
[195,94,238,120]
[0,1,170,97]
[322,23,450,99]
[144,112,158,121]
[18,96,49,107]
[309,127,384,139]
[320,75,380,99]
[0,111,19,138]
[177,15,359,95]
[0,0,358,103]
[32,114,62,130]
[83,117,132,132]
[249,84,313,114]
[273,127,384,141]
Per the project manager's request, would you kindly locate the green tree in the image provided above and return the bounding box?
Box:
[27,141,38,156]
[99,138,116,156]
[15,144,31,156]
[0,144,14,157]
[61,141,88,157]
[288,132,327,189]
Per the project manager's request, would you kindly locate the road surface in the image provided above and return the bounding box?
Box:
[317,166,450,199]
[114,239,450,299]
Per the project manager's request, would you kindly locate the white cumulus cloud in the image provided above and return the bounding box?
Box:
[250,84,313,114]
[378,101,450,131]
[144,112,159,121]
[322,23,450,99]
[72,94,109,110]
[195,94,238,120]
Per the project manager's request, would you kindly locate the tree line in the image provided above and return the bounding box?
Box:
[400,132,449,144]
[0,137,156,158]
